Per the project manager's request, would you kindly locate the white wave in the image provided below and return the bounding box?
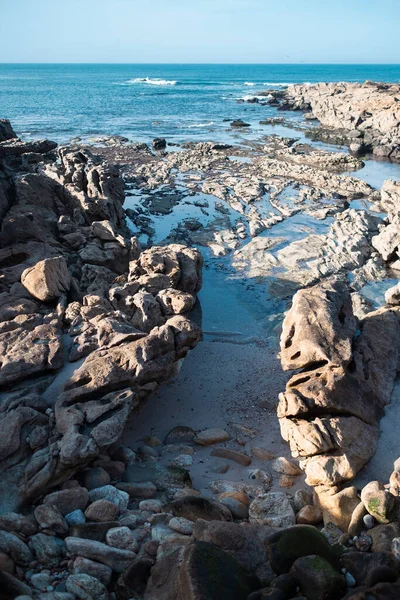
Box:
[187,122,215,128]
[263,81,312,87]
[244,82,256,86]
[127,77,177,86]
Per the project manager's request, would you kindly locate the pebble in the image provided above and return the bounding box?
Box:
[65,509,86,526]
[363,514,376,529]
[172,454,193,468]
[345,572,356,587]
[139,499,163,513]
[194,428,231,446]
[272,457,302,476]
[250,447,276,461]
[355,535,372,552]
[168,517,194,535]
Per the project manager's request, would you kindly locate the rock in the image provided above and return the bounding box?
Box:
[152,138,167,151]
[65,509,86,526]
[21,257,71,302]
[172,454,193,468]
[31,572,52,590]
[146,541,259,600]
[231,120,251,128]
[124,462,191,491]
[0,513,38,536]
[363,514,376,529]
[249,492,296,527]
[88,485,129,510]
[169,496,232,522]
[293,489,314,512]
[69,521,119,542]
[156,289,195,315]
[251,448,276,461]
[0,119,17,142]
[29,533,65,567]
[348,502,369,537]
[267,525,339,574]
[0,571,33,599]
[296,505,322,525]
[210,448,251,466]
[139,499,163,512]
[290,555,345,600]
[272,457,302,476]
[0,530,33,565]
[168,517,194,536]
[164,426,195,445]
[194,428,231,446]
[0,551,15,574]
[65,537,136,572]
[369,522,400,552]
[66,574,108,600]
[218,497,249,520]
[341,551,399,587]
[85,499,119,522]
[105,526,135,550]
[280,278,356,371]
[83,468,111,491]
[73,557,112,586]
[361,481,396,524]
[315,486,362,532]
[115,557,154,599]
[43,488,89,516]
[34,504,68,535]
[116,481,157,498]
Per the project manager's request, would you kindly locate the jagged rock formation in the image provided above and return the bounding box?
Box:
[279,278,400,489]
[0,120,202,510]
[273,81,400,160]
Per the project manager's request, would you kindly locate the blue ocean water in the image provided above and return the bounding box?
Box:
[1,63,400,144]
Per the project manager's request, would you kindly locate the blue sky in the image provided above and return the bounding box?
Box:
[0,0,399,63]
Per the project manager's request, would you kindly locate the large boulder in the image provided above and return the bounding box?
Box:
[21,256,71,301]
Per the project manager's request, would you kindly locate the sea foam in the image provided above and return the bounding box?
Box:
[127,77,177,86]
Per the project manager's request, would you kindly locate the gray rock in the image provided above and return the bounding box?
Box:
[249,492,295,527]
[85,499,120,523]
[43,488,89,516]
[29,533,66,567]
[65,537,136,572]
[34,504,68,534]
[0,530,33,565]
[83,468,111,491]
[88,485,129,510]
[73,557,112,586]
[65,509,86,526]
[66,574,108,600]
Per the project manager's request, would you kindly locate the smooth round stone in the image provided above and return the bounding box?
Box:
[65,509,86,526]
[363,514,376,529]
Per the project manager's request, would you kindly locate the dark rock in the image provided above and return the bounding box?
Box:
[164,426,195,445]
[43,487,89,516]
[169,496,232,522]
[0,570,33,599]
[69,521,120,542]
[231,120,251,128]
[0,119,17,142]
[341,551,399,586]
[115,557,154,599]
[266,525,340,574]
[365,566,398,587]
[290,555,345,600]
[153,138,167,151]
[369,522,400,552]
[270,572,297,596]
[124,462,192,491]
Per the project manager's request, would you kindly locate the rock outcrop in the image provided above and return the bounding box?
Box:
[0,124,203,511]
[279,278,400,491]
[274,82,400,160]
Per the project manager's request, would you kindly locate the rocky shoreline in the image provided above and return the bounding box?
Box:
[1,77,400,600]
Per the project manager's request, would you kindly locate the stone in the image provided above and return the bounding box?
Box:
[73,557,112,586]
[168,496,232,522]
[115,557,154,599]
[69,521,119,542]
[0,571,33,599]
[363,514,375,529]
[341,551,399,586]
[210,448,251,466]
[83,468,111,491]
[293,489,314,512]
[168,517,194,536]
[315,485,361,532]
[29,533,65,567]
[218,497,249,520]
[296,505,322,525]
[249,492,296,527]
[85,499,119,522]
[0,530,33,565]
[21,256,71,302]
[280,278,357,371]
[116,481,157,498]
[290,555,345,600]
[124,462,191,491]
[369,522,400,552]
[65,537,136,572]
[361,481,396,524]
[272,457,302,476]
[65,509,86,526]
[66,574,108,600]
[105,526,135,550]
[348,502,369,537]
[0,551,14,574]
[43,488,89,516]
[194,428,231,446]
[34,504,68,535]
[0,513,38,536]
[172,454,193,468]
[267,525,340,574]
[251,448,276,461]
[139,499,163,512]
[88,485,129,510]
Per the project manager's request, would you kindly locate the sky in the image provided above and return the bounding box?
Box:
[0,0,399,64]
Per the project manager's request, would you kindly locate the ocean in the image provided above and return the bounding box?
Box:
[1,63,400,144]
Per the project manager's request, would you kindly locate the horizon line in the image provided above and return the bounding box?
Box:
[1,62,400,66]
